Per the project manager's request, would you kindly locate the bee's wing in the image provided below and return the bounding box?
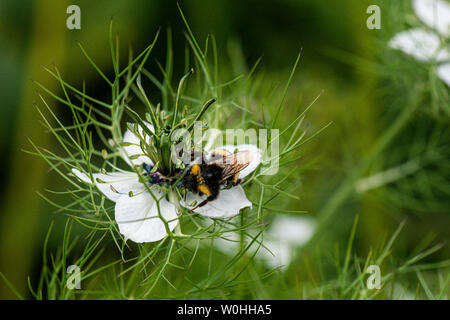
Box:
[219,162,249,182]
[208,150,253,182]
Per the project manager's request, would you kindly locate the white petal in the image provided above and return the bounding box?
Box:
[115,189,178,243]
[121,122,154,166]
[436,48,450,62]
[266,215,316,246]
[209,144,262,179]
[72,168,145,202]
[258,240,293,269]
[413,0,450,37]
[213,230,240,253]
[437,62,450,86]
[257,216,316,268]
[72,168,92,184]
[389,28,442,61]
[183,185,252,218]
[211,228,294,268]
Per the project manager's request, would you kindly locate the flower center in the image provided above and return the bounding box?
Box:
[143,163,183,187]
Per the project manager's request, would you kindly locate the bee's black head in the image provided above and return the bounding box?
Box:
[181,171,197,192]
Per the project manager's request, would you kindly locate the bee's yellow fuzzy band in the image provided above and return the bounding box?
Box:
[191,163,200,175]
[198,184,211,196]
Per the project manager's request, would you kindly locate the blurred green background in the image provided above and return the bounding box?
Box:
[0,0,449,299]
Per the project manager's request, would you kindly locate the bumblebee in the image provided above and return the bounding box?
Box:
[181,148,253,209]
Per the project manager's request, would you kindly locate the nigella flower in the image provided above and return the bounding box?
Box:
[389,0,450,86]
[72,122,262,243]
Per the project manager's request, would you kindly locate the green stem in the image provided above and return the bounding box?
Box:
[185,98,217,132]
[171,68,193,129]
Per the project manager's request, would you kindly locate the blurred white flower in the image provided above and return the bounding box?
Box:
[389,28,448,61]
[389,0,450,86]
[258,216,316,268]
[72,123,262,243]
[413,0,450,36]
[214,215,316,268]
[436,61,450,84]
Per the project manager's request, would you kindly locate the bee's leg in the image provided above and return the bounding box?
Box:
[192,194,217,210]
[192,199,208,210]
[231,173,242,186]
[233,178,242,186]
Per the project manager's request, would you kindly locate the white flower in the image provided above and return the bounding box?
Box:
[436,61,450,84]
[71,123,262,243]
[389,0,450,86]
[389,28,448,61]
[214,215,316,268]
[258,216,316,268]
[413,0,450,37]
